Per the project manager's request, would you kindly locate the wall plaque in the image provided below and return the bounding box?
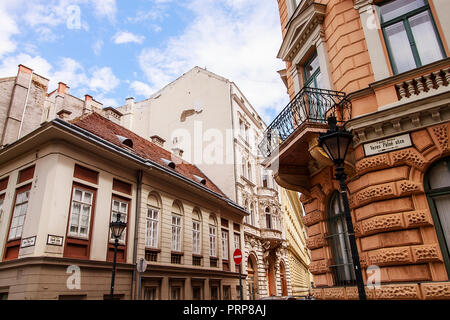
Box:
[47,235,64,246]
[363,133,412,156]
[21,236,36,248]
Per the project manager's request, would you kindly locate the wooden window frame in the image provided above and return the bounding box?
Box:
[378,0,446,74]
[146,206,160,249]
[63,183,97,260]
[107,195,130,263]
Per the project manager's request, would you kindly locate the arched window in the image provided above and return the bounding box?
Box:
[192,208,202,255]
[146,193,160,248]
[265,207,272,229]
[425,157,450,276]
[328,191,355,286]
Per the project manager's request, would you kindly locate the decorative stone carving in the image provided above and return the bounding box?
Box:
[323,287,345,300]
[359,213,404,236]
[368,247,412,266]
[309,259,330,275]
[373,284,419,299]
[431,124,449,151]
[306,233,327,250]
[355,154,390,174]
[422,282,450,300]
[397,180,422,194]
[390,148,426,169]
[311,288,323,299]
[359,252,369,268]
[302,210,324,227]
[355,183,395,206]
[411,244,442,263]
[404,210,433,228]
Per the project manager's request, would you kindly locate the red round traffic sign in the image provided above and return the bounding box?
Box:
[233,248,242,265]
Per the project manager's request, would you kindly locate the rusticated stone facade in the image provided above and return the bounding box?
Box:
[272,0,450,300]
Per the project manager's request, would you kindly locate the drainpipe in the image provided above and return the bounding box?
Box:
[131,169,143,299]
[17,70,34,140]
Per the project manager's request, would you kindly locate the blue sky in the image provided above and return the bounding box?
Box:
[0,0,289,123]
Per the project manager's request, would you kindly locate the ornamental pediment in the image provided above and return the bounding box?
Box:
[278,2,326,62]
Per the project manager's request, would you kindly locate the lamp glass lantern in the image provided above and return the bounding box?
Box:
[110,213,127,239]
[318,116,353,165]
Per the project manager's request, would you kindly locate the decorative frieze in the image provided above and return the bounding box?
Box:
[355,154,390,175]
[373,284,420,299]
[302,210,324,227]
[358,212,404,236]
[403,210,433,228]
[305,233,327,250]
[421,282,450,300]
[309,259,330,275]
[411,244,442,263]
[390,148,426,170]
[354,183,395,206]
[311,288,323,299]
[368,246,412,266]
[430,123,449,152]
[323,287,345,300]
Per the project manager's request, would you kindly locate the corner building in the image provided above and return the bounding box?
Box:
[263,0,450,299]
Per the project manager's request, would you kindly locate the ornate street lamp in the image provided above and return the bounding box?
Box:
[318,116,366,300]
[109,212,127,300]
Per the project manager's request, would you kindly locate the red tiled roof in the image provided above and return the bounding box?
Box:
[71,112,227,198]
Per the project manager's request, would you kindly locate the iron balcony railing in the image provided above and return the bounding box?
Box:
[258,87,352,157]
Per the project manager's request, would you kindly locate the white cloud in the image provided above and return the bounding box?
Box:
[0,2,19,57]
[130,81,154,97]
[137,0,288,122]
[0,53,53,78]
[93,0,117,22]
[88,66,120,93]
[113,31,145,44]
[92,39,104,56]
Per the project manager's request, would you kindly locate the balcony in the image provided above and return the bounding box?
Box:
[261,228,283,249]
[258,87,351,195]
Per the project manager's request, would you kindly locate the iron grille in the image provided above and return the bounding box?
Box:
[258,87,352,157]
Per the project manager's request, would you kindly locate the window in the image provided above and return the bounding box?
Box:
[171,215,182,252]
[241,159,246,178]
[68,187,93,239]
[327,191,356,286]
[304,52,323,89]
[193,287,202,300]
[192,210,202,255]
[265,207,272,229]
[234,233,241,250]
[249,203,254,226]
[171,287,181,300]
[425,157,450,276]
[247,162,252,181]
[0,195,4,219]
[209,224,217,257]
[8,188,30,241]
[146,207,159,248]
[222,230,229,260]
[211,286,219,300]
[379,0,445,74]
[109,198,128,244]
[223,286,231,300]
[262,169,268,188]
[144,287,158,300]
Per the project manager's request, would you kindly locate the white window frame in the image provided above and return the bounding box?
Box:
[68,187,93,239]
[209,225,217,257]
[192,220,201,255]
[146,206,159,248]
[8,189,30,241]
[222,230,229,260]
[234,233,241,250]
[109,198,128,244]
[171,214,182,252]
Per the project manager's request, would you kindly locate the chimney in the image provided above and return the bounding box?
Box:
[18,64,33,75]
[150,135,165,147]
[83,94,93,114]
[57,82,68,94]
[103,107,122,124]
[125,97,134,112]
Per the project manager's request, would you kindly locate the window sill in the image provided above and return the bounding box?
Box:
[145,248,161,253]
[171,251,184,256]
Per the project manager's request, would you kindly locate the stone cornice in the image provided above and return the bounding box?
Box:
[346,89,450,146]
[278,2,326,62]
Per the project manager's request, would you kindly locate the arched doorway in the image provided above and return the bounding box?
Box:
[247,255,258,300]
[280,261,288,296]
[425,157,450,277]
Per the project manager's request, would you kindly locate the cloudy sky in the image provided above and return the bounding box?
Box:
[0,0,289,123]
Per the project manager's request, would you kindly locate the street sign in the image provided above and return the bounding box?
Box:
[137,258,148,273]
[233,249,242,265]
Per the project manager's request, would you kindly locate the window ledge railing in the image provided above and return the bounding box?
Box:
[258,87,351,158]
